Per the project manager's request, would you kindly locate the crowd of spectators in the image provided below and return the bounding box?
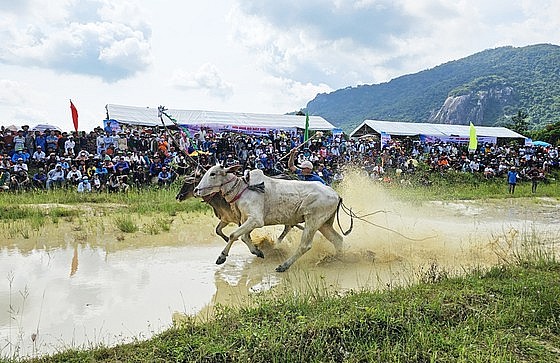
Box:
[0,123,558,193]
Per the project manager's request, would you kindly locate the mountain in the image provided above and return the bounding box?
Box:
[305,44,560,132]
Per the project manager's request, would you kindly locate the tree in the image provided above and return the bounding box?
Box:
[509,110,530,134]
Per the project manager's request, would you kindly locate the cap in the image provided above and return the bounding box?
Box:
[298,160,313,169]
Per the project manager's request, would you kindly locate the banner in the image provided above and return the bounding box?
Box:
[419,134,496,145]
[468,122,477,151]
[70,100,79,132]
[380,132,391,149]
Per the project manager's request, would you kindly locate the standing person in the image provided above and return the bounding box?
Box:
[288,149,326,184]
[507,166,519,194]
[527,165,542,194]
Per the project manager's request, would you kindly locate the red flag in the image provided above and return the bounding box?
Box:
[70,100,79,132]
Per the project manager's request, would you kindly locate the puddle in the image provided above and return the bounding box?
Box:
[1,176,558,358]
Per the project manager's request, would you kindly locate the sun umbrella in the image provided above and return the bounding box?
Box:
[31,124,62,132]
[532,140,551,147]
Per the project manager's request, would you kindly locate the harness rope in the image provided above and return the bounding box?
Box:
[336,200,435,242]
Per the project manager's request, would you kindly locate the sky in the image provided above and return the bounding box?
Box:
[0,0,559,132]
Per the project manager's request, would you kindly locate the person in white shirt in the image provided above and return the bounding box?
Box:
[66,165,82,186]
[32,146,46,166]
[65,136,76,156]
[77,176,92,193]
[46,164,65,190]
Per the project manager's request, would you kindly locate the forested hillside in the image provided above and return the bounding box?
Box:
[306,44,560,132]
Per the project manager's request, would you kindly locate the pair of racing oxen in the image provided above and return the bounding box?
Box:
[176,164,350,272]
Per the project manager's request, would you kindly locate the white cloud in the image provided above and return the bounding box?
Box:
[0,0,152,82]
[171,63,234,100]
[0,0,559,131]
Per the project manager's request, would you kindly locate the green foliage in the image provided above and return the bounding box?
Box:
[114,215,139,233]
[308,44,560,132]
[508,109,530,134]
[25,260,560,362]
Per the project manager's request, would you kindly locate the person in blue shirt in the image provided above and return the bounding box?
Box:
[11,150,30,163]
[157,166,173,187]
[288,149,326,184]
[507,166,519,194]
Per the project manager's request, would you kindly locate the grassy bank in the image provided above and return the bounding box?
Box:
[385,168,560,201]
[1,173,559,362]
[14,257,559,363]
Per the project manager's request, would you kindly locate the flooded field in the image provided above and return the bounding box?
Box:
[1,178,559,358]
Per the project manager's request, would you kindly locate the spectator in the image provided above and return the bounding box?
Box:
[77,176,92,193]
[32,146,46,166]
[13,130,26,152]
[157,166,173,187]
[11,149,30,163]
[0,166,11,191]
[32,168,48,189]
[46,164,65,190]
[45,130,58,153]
[66,165,82,186]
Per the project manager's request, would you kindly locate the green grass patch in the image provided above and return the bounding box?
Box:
[21,259,560,363]
[114,215,139,233]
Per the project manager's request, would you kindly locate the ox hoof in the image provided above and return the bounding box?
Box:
[216,255,227,265]
[254,249,265,259]
[275,264,289,273]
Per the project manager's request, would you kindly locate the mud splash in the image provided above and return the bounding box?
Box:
[1,173,558,358]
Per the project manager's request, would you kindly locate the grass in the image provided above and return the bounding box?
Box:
[385,168,560,202]
[1,172,560,362]
[15,257,559,362]
[0,182,210,237]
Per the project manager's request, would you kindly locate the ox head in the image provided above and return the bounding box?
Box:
[176,176,197,201]
[194,164,242,197]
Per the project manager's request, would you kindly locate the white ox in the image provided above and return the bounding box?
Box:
[194,165,344,272]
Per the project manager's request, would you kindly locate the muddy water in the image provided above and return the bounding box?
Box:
[1,175,559,358]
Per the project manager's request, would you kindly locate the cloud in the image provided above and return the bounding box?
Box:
[0,0,152,82]
[229,0,560,89]
[171,63,234,100]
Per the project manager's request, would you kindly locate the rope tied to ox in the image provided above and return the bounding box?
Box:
[336,200,435,242]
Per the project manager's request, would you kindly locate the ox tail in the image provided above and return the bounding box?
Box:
[336,197,354,236]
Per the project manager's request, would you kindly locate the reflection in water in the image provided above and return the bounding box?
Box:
[0,182,559,359]
[70,244,79,277]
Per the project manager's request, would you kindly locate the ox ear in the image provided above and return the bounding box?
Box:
[225,164,242,174]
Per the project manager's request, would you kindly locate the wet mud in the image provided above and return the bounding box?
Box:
[1,174,558,357]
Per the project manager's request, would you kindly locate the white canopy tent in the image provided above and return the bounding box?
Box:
[350,120,526,140]
[105,104,336,134]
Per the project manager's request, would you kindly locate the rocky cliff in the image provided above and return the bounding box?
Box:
[428,86,517,125]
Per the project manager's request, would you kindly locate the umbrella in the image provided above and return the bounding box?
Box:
[5,125,18,132]
[31,124,62,132]
[532,140,551,147]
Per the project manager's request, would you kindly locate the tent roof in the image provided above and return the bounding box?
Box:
[105,104,336,131]
[350,120,526,139]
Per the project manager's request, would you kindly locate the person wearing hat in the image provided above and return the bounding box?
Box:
[12,157,28,174]
[32,145,46,167]
[13,130,26,152]
[507,166,519,194]
[77,175,92,193]
[32,167,48,189]
[157,165,173,188]
[11,149,30,163]
[288,148,326,184]
[46,163,65,190]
